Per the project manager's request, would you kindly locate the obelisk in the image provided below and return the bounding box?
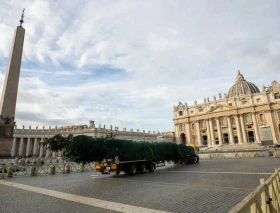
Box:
[0,9,25,119]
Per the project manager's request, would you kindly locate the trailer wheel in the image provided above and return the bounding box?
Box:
[129,163,137,175]
[139,163,146,174]
[148,163,155,173]
[123,165,130,174]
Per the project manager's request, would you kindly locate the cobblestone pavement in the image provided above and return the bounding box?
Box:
[0,157,279,213]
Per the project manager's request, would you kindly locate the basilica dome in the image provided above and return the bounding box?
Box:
[228,71,260,98]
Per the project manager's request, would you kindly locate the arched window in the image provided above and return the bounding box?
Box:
[245,114,251,123]
[260,114,265,122]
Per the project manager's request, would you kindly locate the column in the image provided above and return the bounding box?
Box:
[174,124,179,144]
[209,119,215,145]
[186,122,192,144]
[206,119,211,145]
[227,117,234,144]
[252,112,260,142]
[39,145,44,157]
[33,138,38,156]
[239,114,248,143]
[39,139,44,157]
[19,137,24,156]
[266,110,278,143]
[11,137,17,157]
[26,137,32,157]
[196,121,202,146]
[46,139,51,157]
[235,115,243,144]
[46,148,51,158]
[216,118,222,145]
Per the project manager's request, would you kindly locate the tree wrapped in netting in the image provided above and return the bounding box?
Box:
[63,135,195,164]
[63,136,106,163]
[177,144,195,162]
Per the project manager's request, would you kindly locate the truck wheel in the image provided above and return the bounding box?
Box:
[148,163,155,173]
[139,163,146,174]
[129,163,137,175]
[116,165,121,175]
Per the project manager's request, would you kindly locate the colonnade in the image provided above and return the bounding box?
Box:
[11,137,56,158]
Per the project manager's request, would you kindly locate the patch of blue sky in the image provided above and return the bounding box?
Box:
[82,64,130,79]
[41,66,128,87]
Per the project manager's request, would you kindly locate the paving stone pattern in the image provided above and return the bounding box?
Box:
[1,157,279,213]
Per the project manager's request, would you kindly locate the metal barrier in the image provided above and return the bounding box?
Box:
[229,168,280,213]
[0,161,95,178]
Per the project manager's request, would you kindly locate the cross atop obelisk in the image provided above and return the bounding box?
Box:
[0,9,26,119]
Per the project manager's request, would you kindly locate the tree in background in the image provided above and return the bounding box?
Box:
[41,134,73,153]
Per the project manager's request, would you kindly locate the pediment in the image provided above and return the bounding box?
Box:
[208,104,236,113]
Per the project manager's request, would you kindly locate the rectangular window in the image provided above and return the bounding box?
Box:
[242,101,247,105]
[220,117,226,126]
[231,118,235,125]
[200,120,206,128]
[179,124,184,131]
[199,108,203,112]
[213,120,217,127]
[245,114,252,123]
[275,93,280,99]
[179,111,183,116]
[229,103,232,106]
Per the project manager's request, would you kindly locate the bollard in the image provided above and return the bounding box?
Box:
[50,165,56,175]
[66,164,71,173]
[1,165,5,178]
[7,167,13,177]
[62,163,66,174]
[36,158,41,166]
[30,166,37,176]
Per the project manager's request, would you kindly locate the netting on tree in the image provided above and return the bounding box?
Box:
[63,135,195,163]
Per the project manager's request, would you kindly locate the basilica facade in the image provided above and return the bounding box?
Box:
[173,71,280,146]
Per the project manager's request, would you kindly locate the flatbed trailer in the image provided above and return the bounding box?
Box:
[95,157,166,175]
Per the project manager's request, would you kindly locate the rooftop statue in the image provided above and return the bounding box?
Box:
[213,96,216,101]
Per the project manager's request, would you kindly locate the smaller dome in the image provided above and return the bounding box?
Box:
[228,71,260,98]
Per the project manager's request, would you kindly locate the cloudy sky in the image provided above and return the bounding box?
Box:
[0,0,279,132]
